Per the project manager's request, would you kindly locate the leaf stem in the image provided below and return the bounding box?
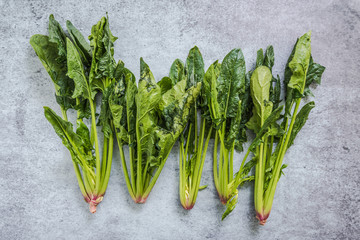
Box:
[89,99,101,194]
[263,98,301,214]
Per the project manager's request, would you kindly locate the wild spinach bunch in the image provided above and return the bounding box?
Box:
[245,32,325,224]
[203,48,255,218]
[110,57,201,203]
[168,47,213,209]
[30,15,118,213]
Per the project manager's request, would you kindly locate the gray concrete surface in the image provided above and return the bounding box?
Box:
[1,0,359,239]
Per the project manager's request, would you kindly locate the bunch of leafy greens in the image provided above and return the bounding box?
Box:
[30,14,118,213]
[241,32,324,224]
[203,48,255,218]
[169,47,213,209]
[110,56,201,203]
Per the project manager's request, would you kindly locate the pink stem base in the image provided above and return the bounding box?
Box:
[84,194,104,213]
[134,195,148,204]
[256,211,270,225]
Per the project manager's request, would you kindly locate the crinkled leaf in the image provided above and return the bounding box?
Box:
[204,61,222,128]
[303,56,325,97]
[89,15,117,91]
[66,20,92,67]
[162,83,202,138]
[136,58,161,159]
[48,14,67,62]
[263,46,274,71]
[66,38,93,100]
[225,100,242,149]
[169,59,185,85]
[97,84,114,138]
[270,75,281,109]
[30,34,75,110]
[158,79,186,112]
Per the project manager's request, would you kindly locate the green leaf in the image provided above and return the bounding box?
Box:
[284,39,298,117]
[74,98,91,119]
[30,34,75,110]
[249,106,284,151]
[263,46,274,71]
[66,20,92,67]
[287,31,312,94]
[217,48,246,119]
[161,83,202,138]
[158,79,186,112]
[270,75,281,109]
[97,84,114,138]
[48,14,67,62]
[66,38,92,100]
[256,48,264,67]
[185,46,204,89]
[76,120,93,152]
[235,70,253,151]
[44,107,95,168]
[169,59,185,85]
[222,189,238,220]
[89,15,118,91]
[303,56,325,97]
[246,66,273,133]
[199,185,208,190]
[136,58,162,159]
[204,61,222,128]
[158,76,174,95]
[110,63,137,145]
[306,56,325,85]
[287,101,315,148]
[225,100,242,149]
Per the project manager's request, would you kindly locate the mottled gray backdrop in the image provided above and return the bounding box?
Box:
[1,0,359,239]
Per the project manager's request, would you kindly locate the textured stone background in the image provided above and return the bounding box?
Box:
[1,0,359,239]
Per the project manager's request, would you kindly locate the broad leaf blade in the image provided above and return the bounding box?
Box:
[66,20,92,67]
[30,34,75,110]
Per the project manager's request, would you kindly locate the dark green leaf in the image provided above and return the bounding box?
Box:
[48,14,67,62]
[89,15,118,91]
[217,49,246,119]
[204,61,222,128]
[263,45,274,71]
[287,101,315,148]
[158,76,174,95]
[270,75,281,109]
[256,48,264,67]
[169,59,185,85]
[66,20,92,67]
[30,34,75,110]
[185,46,204,89]
[66,38,93,100]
